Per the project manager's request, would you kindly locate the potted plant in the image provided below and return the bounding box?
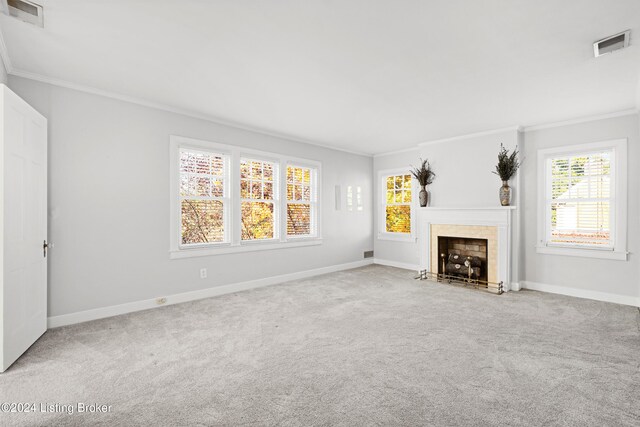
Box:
[410,159,436,207]
[492,144,520,206]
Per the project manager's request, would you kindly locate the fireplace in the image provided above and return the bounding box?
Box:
[437,236,488,283]
[417,207,518,292]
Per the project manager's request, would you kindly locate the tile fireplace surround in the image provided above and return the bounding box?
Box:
[418,207,518,291]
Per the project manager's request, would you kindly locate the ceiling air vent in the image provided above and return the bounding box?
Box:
[5,0,43,27]
[593,30,630,57]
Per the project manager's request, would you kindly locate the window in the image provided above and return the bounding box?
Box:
[537,139,627,260]
[286,165,317,237]
[179,149,229,245]
[378,170,414,241]
[547,151,611,247]
[241,158,278,240]
[346,186,364,212]
[170,136,321,258]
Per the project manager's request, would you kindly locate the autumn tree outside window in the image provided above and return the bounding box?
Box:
[379,170,414,241]
[180,149,229,245]
[385,174,412,233]
[241,158,278,240]
[286,165,316,237]
[170,136,321,258]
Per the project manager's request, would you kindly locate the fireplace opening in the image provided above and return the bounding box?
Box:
[437,236,488,283]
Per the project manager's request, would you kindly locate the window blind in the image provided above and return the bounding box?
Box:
[547,151,612,248]
[286,165,316,236]
[179,149,228,245]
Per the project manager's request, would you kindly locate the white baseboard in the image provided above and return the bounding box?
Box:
[373,258,420,271]
[521,281,640,307]
[48,259,374,328]
[510,282,521,291]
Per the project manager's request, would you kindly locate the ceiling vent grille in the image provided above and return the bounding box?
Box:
[5,0,43,27]
[593,30,630,57]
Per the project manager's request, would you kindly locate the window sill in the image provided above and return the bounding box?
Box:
[536,245,628,261]
[377,233,416,243]
[170,238,322,259]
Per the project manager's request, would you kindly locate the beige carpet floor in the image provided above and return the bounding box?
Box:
[1,265,639,426]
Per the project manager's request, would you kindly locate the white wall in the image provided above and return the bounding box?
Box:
[373,130,521,280]
[419,130,520,208]
[373,149,421,268]
[421,130,522,286]
[372,115,640,304]
[8,76,373,317]
[521,114,640,300]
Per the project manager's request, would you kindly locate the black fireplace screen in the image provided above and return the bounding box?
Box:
[437,236,488,283]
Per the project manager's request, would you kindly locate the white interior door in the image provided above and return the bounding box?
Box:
[0,84,47,373]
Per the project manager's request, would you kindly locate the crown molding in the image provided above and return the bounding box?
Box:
[373,145,419,158]
[522,109,639,132]
[8,68,374,158]
[374,106,640,158]
[418,126,523,148]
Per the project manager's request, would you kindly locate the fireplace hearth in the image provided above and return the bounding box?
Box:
[417,207,518,294]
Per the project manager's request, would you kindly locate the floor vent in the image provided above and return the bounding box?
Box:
[5,0,43,27]
[364,250,374,259]
[594,30,630,57]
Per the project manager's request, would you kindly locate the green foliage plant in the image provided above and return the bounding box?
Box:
[493,144,520,181]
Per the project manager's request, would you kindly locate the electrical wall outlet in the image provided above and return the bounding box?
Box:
[200,268,207,279]
[156,297,167,305]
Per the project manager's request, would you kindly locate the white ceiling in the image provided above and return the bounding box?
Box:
[1,0,639,155]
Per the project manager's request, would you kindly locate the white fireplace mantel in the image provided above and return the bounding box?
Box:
[417,206,518,291]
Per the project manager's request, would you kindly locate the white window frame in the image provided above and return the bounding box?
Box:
[177,146,231,247]
[239,156,280,243]
[377,168,416,242]
[285,161,320,239]
[536,139,628,261]
[170,135,322,259]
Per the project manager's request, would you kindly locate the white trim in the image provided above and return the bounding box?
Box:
[418,126,522,147]
[373,258,420,271]
[523,109,638,132]
[170,238,322,259]
[377,167,416,241]
[48,259,374,328]
[371,110,639,158]
[373,146,419,158]
[377,232,416,242]
[8,68,373,157]
[5,67,639,158]
[521,281,640,307]
[417,207,517,291]
[536,139,627,260]
[535,245,628,261]
[408,206,516,211]
[170,135,322,258]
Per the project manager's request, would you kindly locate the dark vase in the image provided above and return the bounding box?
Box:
[499,181,511,206]
[419,185,429,207]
